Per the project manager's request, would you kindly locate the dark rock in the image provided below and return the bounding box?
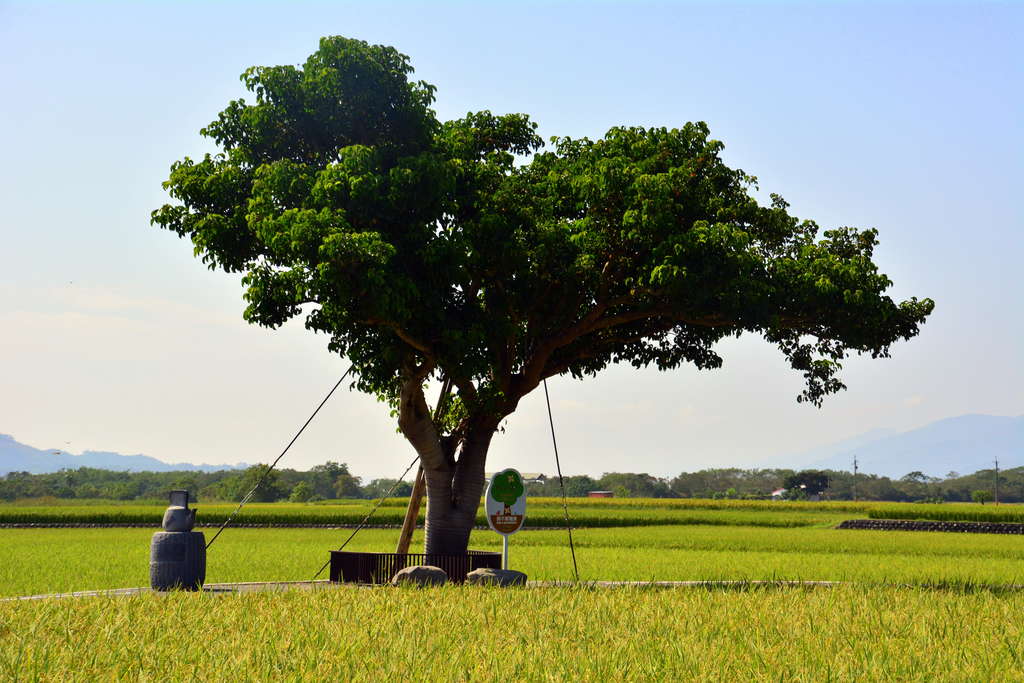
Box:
[391,565,447,587]
[466,568,528,587]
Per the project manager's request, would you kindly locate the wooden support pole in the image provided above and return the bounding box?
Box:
[395,465,426,555]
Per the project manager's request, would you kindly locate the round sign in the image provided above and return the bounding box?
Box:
[485,468,526,535]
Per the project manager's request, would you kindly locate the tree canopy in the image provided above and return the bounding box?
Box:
[783,470,831,497]
[153,36,932,420]
[152,36,933,553]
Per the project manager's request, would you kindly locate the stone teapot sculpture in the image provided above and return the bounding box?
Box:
[150,489,206,591]
[161,489,197,532]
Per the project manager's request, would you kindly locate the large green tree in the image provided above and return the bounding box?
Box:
[153,36,933,554]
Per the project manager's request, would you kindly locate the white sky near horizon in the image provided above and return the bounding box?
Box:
[0,1,1021,480]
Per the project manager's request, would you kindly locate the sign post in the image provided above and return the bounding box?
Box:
[485,469,526,569]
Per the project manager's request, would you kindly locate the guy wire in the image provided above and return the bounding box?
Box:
[543,378,579,582]
[205,366,354,551]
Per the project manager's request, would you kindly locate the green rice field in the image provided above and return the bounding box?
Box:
[5,523,1024,599]
[5,499,1024,680]
[6,500,1024,598]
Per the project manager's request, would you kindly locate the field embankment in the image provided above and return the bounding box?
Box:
[0,498,870,528]
[841,519,1024,534]
[6,497,1019,528]
[868,503,1024,523]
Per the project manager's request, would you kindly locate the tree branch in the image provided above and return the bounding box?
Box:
[397,361,450,471]
[450,375,478,404]
[360,318,438,362]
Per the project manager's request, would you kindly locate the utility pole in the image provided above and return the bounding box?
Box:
[995,456,999,506]
[852,455,858,502]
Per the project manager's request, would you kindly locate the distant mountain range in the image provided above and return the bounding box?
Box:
[4,413,1022,479]
[0,434,248,475]
[795,414,1024,479]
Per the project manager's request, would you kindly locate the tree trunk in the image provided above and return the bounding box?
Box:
[396,371,501,556]
[422,423,495,555]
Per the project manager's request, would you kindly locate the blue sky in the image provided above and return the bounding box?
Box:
[1,1,1021,478]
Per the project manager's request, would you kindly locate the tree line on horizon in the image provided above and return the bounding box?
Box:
[0,463,1016,504]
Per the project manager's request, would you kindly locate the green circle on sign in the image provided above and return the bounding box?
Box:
[490,470,524,506]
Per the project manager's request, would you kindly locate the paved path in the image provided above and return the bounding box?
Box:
[4,580,350,601]
[0,524,570,530]
[3,579,841,601]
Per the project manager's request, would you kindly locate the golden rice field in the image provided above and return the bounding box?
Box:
[4,585,1024,681]
[4,499,1024,680]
